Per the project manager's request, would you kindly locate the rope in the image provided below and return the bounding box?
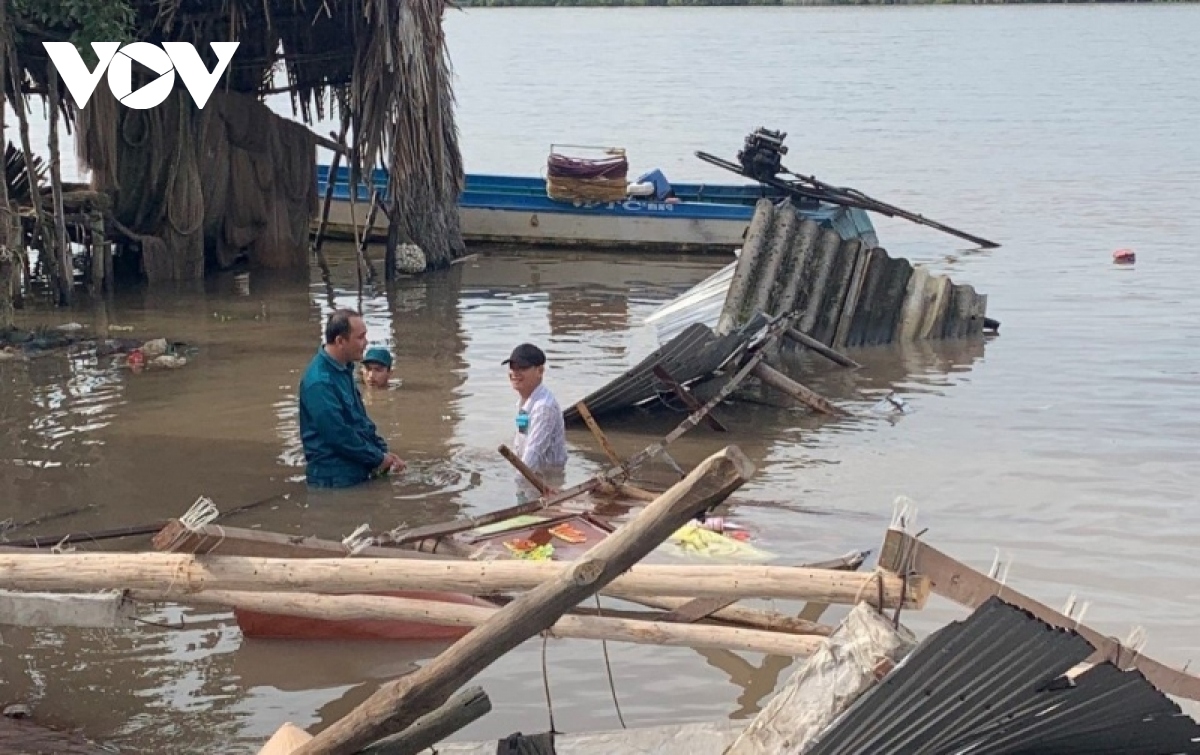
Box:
[852,568,887,612]
[540,632,557,735]
[594,594,628,729]
[165,96,204,237]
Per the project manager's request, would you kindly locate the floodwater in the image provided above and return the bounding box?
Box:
[4,4,1200,751]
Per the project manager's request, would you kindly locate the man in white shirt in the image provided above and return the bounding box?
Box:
[504,343,568,500]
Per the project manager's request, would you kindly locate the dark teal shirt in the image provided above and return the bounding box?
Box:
[298,347,387,488]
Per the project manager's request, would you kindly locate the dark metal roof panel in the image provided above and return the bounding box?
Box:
[803,596,1200,755]
[561,322,746,423]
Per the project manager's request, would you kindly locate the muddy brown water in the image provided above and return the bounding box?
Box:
[4,4,1200,751]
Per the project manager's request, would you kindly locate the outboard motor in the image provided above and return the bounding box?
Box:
[737,127,789,182]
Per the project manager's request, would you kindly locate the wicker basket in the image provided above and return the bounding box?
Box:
[546,175,628,203]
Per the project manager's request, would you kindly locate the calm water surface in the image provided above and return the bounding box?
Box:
[3,4,1200,751]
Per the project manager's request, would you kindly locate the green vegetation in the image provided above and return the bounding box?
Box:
[9,0,136,63]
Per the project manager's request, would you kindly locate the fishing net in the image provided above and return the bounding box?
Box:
[77,88,317,282]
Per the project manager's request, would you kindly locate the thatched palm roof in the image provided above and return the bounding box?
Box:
[3,0,465,270]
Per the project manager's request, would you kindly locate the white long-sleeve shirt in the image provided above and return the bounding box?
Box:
[513,383,568,473]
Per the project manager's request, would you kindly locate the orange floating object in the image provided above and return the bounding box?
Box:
[1112,248,1136,264]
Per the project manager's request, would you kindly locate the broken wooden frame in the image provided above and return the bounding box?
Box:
[878,523,1200,703]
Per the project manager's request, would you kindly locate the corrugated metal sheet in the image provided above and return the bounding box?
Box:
[561,321,747,423]
[694,201,990,348]
[803,596,1200,755]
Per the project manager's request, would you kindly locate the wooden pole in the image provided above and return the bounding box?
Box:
[784,327,861,369]
[46,70,71,305]
[0,553,926,608]
[358,686,491,755]
[497,443,551,496]
[287,445,755,755]
[150,521,833,636]
[310,121,348,284]
[752,362,847,417]
[574,401,625,469]
[130,589,826,658]
[7,48,60,301]
[0,26,15,332]
[355,187,381,285]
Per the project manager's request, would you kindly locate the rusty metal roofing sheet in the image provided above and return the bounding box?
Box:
[804,596,1200,755]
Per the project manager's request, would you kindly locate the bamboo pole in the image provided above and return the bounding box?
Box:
[131,589,826,658]
[288,445,754,755]
[0,553,925,609]
[45,70,71,305]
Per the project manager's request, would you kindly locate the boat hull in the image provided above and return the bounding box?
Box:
[315,168,772,253]
[234,590,493,641]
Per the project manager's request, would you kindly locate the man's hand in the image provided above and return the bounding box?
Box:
[377,452,406,475]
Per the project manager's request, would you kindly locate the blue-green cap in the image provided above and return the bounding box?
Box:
[363,347,392,369]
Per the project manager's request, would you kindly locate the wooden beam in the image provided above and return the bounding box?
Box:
[879,528,1200,702]
[130,589,826,657]
[574,400,625,469]
[359,687,492,755]
[0,553,927,609]
[497,443,551,496]
[150,520,466,560]
[752,362,847,417]
[784,327,861,369]
[287,445,754,755]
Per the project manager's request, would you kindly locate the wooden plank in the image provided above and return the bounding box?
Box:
[151,520,465,560]
[878,528,1200,702]
[288,444,755,755]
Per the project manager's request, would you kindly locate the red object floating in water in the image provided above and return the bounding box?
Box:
[1112,249,1136,264]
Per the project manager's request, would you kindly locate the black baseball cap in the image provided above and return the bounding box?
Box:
[502,343,546,369]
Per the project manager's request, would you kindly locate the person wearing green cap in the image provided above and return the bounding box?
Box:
[298,309,405,488]
[360,346,394,389]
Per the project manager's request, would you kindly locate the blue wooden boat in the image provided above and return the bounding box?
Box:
[314,164,876,254]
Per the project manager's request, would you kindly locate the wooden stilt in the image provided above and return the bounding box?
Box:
[7,49,60,301]
[46,70,71,305]
[310,120,348,287]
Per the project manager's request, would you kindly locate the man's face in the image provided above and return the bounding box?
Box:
[508,362,543,395]
[337,316,369,363]
[363,362,391,388]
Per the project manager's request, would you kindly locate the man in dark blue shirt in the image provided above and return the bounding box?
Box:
[298,309,405,488]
